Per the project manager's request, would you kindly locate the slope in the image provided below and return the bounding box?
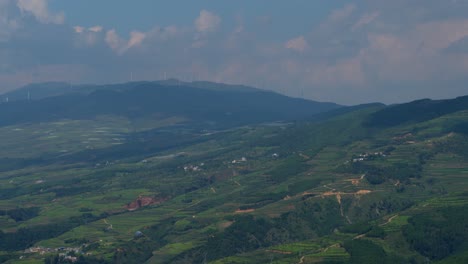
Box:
[0,82,340,129]
[0,95,467,264]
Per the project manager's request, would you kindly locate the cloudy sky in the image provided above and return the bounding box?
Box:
[1,0,468,104]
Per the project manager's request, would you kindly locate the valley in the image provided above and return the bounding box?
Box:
[0,83,467,263]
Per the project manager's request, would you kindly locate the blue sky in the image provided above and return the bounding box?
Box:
[1,0,468,104]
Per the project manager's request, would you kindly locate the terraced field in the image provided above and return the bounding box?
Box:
[0,97,467,263]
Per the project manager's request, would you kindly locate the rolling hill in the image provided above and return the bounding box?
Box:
[0,81,340,128]
[365,95,468,127]
[0,85,467,264]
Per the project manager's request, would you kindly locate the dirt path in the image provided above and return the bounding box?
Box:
[336,193,344,217]
[380,214,398,226]
[265,249,293,255]
[353,234,366,240]
[321,190,372,197]
[235,208,255,213]
[323,243,340,253]
[103,219,113,230]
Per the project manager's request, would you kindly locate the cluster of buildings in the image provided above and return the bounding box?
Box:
[24,246,82,256]
[231,157,247,164]
[184,152,279,172]
[59,255,78,262]
[184,163,205,172]
[352,152,386,163]
[94,160,115,167]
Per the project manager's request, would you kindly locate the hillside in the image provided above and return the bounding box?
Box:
[0,82,340,129]
[0,92,467,264]
[366,95,468,127]
[1,80,302,101]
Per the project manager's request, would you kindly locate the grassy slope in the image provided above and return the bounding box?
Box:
[0,105,467,263]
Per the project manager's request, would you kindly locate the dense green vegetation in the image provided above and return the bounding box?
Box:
[0,81,339,128]
[343,239,405,264]
[366,95,468,127]
[0,85,467,263]
[403,205,468,260]
[3,207,40,221]
[343,162,422,184]
[0,213,104,251]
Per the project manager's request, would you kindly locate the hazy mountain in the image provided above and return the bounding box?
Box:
[1,82,77,101]
[1,80,284,101]
[0,81,340,128]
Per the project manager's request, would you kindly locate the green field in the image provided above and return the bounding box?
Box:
[1,99,468,263]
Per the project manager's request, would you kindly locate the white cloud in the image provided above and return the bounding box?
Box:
[195,10,221,33]
[74,25,103,35]
[329,4,356,22]
[128,31,146,47]
[73,26,84,33]
[307,57,366,87]
[285,36,309,52]
[73,25,105,46]
[192,10,221,48]
[356,18,468,82]
[0,0,20,41]
[105,29,121,52]
[74,24,182,51]
[352,12,380,31]
[105,29,146,55]
[2,0,468,104]
[88,25,103,33]
[16,0,64,24]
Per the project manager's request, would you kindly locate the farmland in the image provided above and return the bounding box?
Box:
[0,90,467,263]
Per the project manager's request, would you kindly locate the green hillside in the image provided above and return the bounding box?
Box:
[0,81,339,129]
[0,92,467,264]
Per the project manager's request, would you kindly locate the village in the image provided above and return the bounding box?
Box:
[23,245,85,262]
[351,152,386,163]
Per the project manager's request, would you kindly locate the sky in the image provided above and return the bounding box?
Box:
[1,0,468,104]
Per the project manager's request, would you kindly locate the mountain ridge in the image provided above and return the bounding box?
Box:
[0,81,341,128]
[1,80,302,101]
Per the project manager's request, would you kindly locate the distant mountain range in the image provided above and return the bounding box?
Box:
[1,80,272,101]
[0,81,341,128]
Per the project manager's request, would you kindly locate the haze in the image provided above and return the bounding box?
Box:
[1,0,468,104]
